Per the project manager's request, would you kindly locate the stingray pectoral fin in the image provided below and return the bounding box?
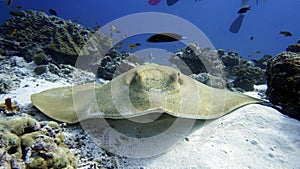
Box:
[31,64,264,124]
[193,84,263,119]
[31,83,103,124]
[168,78,263,119]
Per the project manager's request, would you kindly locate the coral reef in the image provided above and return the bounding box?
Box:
[216,49,265,91]
[171,46,265,91]
[0,55,28,94]
[170,43,226,88]
[189,73,228,89]
[252,54,272,70]
[286,39,300,53]
[266,52,300,120]
[231,62,265,91]
[95,47,148,80]
[219,50,245,74]
[0,10,111,66]
[0,55,95,93]
[0,116,77,168]
[170,43,225,75]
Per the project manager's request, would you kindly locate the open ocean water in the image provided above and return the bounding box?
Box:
[0,0,299,60]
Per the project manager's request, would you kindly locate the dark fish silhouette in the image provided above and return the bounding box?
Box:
[128,43,141,49]
[280,31,292,37]
[15,5,22,9]
[49,9,57,16]
[147,33,185,43]
[9,10,25,17]
[148,0,179,6]
[167,0,180,6]
[148,0,161,5]
[229,15,245,33]
[229,0,261,33]
[237,6,251,14]
[250,36,254,40]
[0,0,10,7]
[6,0,12,7]
[255,50,261,54]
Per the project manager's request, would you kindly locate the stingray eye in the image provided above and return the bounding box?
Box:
[125,70,138,85]
[177,72,184,85]
[171,72,184,85]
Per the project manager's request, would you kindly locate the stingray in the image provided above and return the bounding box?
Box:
[31,64,263,124]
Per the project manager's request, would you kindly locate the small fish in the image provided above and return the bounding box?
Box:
[49,9,57,16]
[148,0,180,6]
[250,36,254,40]
[167,0,180,6]
[237,6,251,14]
[147,33,186,43]
[128,44,135,49]
[148,0,161,5]
[6,0,12,7]
[229,15,245,33]
[128,43,141,49]
[15,5,22,9]
[9,10,25,17]
[255,50,261,54]
[280,31,292,37]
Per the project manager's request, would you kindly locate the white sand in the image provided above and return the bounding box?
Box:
[1,76,299,168]
[0,78,70,106]
[125,104,300,168]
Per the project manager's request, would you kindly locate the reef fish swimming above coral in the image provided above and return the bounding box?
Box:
[31,64,263,124]
[148,0,180,6]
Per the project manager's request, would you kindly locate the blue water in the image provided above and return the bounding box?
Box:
[0,0,299,60]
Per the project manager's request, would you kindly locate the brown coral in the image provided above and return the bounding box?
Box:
[0,116,77,168]
[266,52,300,120]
